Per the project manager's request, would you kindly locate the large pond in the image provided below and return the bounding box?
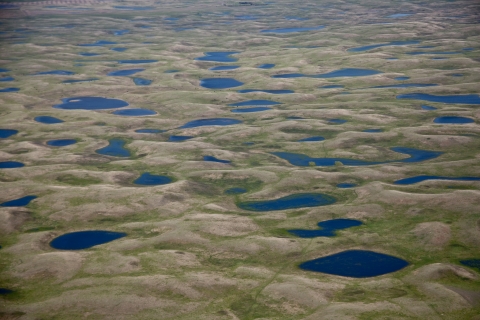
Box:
[0,88,20,93]
[203,155,231,163]
[54,97,129,110]
[47,139,77,147]
[195,52,240,62]
[34,116,63,124]
[134,172,172,185]
[107,69,145,76]
[113,109,157,116]
[95,139,130,157]
[1,195,37,207]
[232,107,272,113]
[299,250,409,278]
[347,40,419,52]
[63,78,98,84]
[261,25,325,33]
[0,161,24,169]
[179,118,242,128]
[228,100,281,107]
[50,230,126,250]
[288,219,362,238]
[433,116,474,124]
[272,147,442,166]
[394,175,480,185]
[0,129,18,138]
[200,78,244,89]
[238,89,294,94]
[237,193,336,211]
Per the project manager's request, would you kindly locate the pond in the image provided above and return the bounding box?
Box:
[107,69,145,76]
[0,88,20,92]
[314,68,382,78]
[396,93,480,105]
[113,108,157,116]
[272,73,305,78]
[63,78,98,83]
[433,116,474,124]
[200,78,244,89]
[288,219,362,238]
[34,70,75,75]
[421,105,437,110]
[272,147,442,166]
[179,118,242,128]
[372,83,437,89]
[337,183,357,188]
[388,13,411,18]
[95,139,130,157]
[261,25,325,33]
[118,60,158,64]
[54,97,129,110]
[347,40,419,52]
[225,187,247,195]
[50,230,127,250]
[0,129,18,138]
[298,136,325,142]
[113,30,129,36]
[394,175,480,185]
[0,68,10,72]
[363,129,382,133]
[237,193,336,211]
[168,135,193,142]
[135,129,165,133]
[1,195,37,207]
[195,52,240,62]
[34,116,63,124]
[134,172,172,185]
[329,119,347,124]
[78,52,99,56]
[209,66,240,71]
[47,139,77,147]
[320,85,344,89]
[0,288,13,295]
[203,155,231,163]
[299,250,409,277]
[460,259,480,271]
[0,76,14,81]
[78,40,117,47]
[0,161,24,169]
[228,100,281,107]
[258,64,275,69]
[111,47,128,52]
[238,89,294,94]
[406,51,460,55]
[395,76,410,81]
[232,107,272,113]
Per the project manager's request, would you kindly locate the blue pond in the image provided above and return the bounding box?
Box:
[225,187,247,195]
[50,230,126,250]
[135,129,165,133]
[195,52,240,63]
[315,68,382,78]
[232,107,272,113]
[164,69,179,73]
[272,147,442,167]
[237,193,336,211]
[0,76,14,82]
[258,64,275,69]
[348,40,419,52]
[34,116,63,124]
[107,69,144,76]
[289,219,362,238]
[363,129,382,133]
[395,76,410,81]
[261,25,325,33]
[132,78,152,86]
[111,47,128,52]
[78,52,99,57]
[298,136,325,142]
[397,93,480,105]
[54,97,129,110]
[320,85,344,89]
[0,129,18,138]
[63,78,98,84]
[169,135,193,142]
[180,118,242,128]
[299,250,409,278]
[388,13,411,18]
[0,161,24,169]
[372,83,437,89]
[210,66,239,71]
[200,78,244,89]
[0,288,13,295]
[421,105,437,110]
[238,89,294,94]
[0,88,19,93]
[204,155,231,163]
[35,70,75,75]
[113,108,156,116]
[47,139,77,147]
[134,172,172,186]
[394,175,480,185]
[434,116,474,124]
[272,73,305,78]
[113,29,129,36]
[407,51,460,55]
[450,73,463,77]
[0,68,10,72]
[118,60,158,64]
[460,259,480,271]
[96,139,130,157]
[229,100,281,107]
[337,183,357,188]
[1,195,37,207]
[78,40,117,47]
[329,119,347,124]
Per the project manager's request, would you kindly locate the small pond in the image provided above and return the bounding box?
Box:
[0,76,14,82]
[1,195,37,207]
[238,89,294,94]
[0,161,24,169]
[348,40,419,52]
[394,175,480,185]
[421,105,437,110]
[78,52,99,56]
[396,93,480,105]
[258,64,275,69]
[372,83,437,89]
[406,51,460,55]
[113,30,129,36]
[394,76,410,81]
[0,129,18,138]
[388,13,411,18]
[113,108,157,116]
[50,230,126,250]
[225,187,247,195]
[168,135,193,142]
[95,139,130,157]
[54,97,129,110]
[78,40,117,47]
[107,69,145,76]
[229,100,281,107]
[320,85,344,89]
[34,70,75,75]
[337,183,357,188]
[0,288,13,295]
[363,129,382,133]
[134,172,172,185]
[179,118,242,128]
[195,52,240,62]
[329,119,347,124]
[34,116,63,124]
[232,107,272,113]
[0,88,20,93]
[314,68,382,78]
[298,136,325,142]
[209,66,239,71]
[460,259,480,271]
[237,193,336,211]
[63,78,98,83]
[203,155,231,163]
[288,219,362,238]
[200,78,244,89]
[111,47,128,52]
[434,116,474,124]
[135,129,165,133]
[47,139,77,147]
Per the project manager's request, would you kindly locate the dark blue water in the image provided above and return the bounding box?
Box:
[238,89,294,94]
[300,250,409,278]
[395,76,410,81]
[0,68,10,72]
[232,107,272,113]
[460,259,480,271]
[132,78,152,86]
[118,60,158,64]
[287,116,305,120]
[0,161,24,169]
[34,116,63,124]
[431,57,447,60]
[463,48,474,51]
[47,139,77,147]
[107,69,145,76]
[397,93,480,105]
[203,155,231,163]
[450,73,463,77]
[434,116,474,124]
[237,193,336,211]
[113,109,156,116]
[225,187,247,195]
[229,100,281,107]
[78,52,99,56]
[298,136,325,142]
[114,6,154,10]
[337,183,357,188]
[1,195,37,207]
[195,52,240,62]
[54,97,129,110]
[36,70,75,76]
[0,88,19,93]
[111,47,128,52]
[168,135,193,142]
[421,105,437,110]
[388,13,411,18]
[63,78,98,83]
[372,83,437,89]
[236,15,257,20]
[289,219,362,238]
[386,58,398,61]
[407,51,460,55]
[135,129,165,133]
[348,40,419,52]
[272,73,305,78]
[314,68,383,78]
[210,66,240,71]
[78,40,117,47]
[113,29,129,36]
[0,129,18,138]
[200,78,244,89]
[0,288,13,295]
[244,142,254,145]
[50,230,126,250]
[165,69,179,73]
[261,25,325,33]
[272,147,442,166]
[363,129,383,133]
[320,85,344,89]
[180,118,242,128]
[0,76,14,82]
[134,172,172,185]
[394,175,480,185]
[96,139,130,157]
[258,64,275,69]
[329,119,347,124]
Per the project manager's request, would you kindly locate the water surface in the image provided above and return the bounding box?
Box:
[460,259,480,271]
[1,195,37,207]
[111,47,128,52]
[434,116,474,124]
[314,68,382,78]
[0,76,14,82]
[203,155,231,163]
[50,230,126,250]
[329,119,347,124]
[168,135,193,142]
[209,66,239,71]
[298,136,325,142]
[289,219,362,238]
[395,76,410,81]
[95,139,130,157]
[195,52,240,62]
[47,139,77,147]
[113,109,156,116]
[363,129,382,133]
[54,97,129,110]
[132,78,152,86]
[397,93,480,105]
[113,30,129,36]
[372,83,437,89]
[238,89,293,94]
[0,129,18,138]
[0,88,19,92]
[34,116,63,124]
[63,78,98,83]
[180,118,242,128]
[232,107,272,113]
[78,40,117,47]
[107,69,144,76]
[225,187,247,195]
[229,100,281,107]
[421,105,437,110]
[394,175,480,185]
[134,172,172,185]
[258,64,275,69]
[200,78,244,89]
[388,13,411,18]
[0,161,24,169]
[0,288,13,295]
[34,70,75,75]
[337,183,357,188]
[237,193,336,211]
[348,40,419,52]
[320,85,344,89]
